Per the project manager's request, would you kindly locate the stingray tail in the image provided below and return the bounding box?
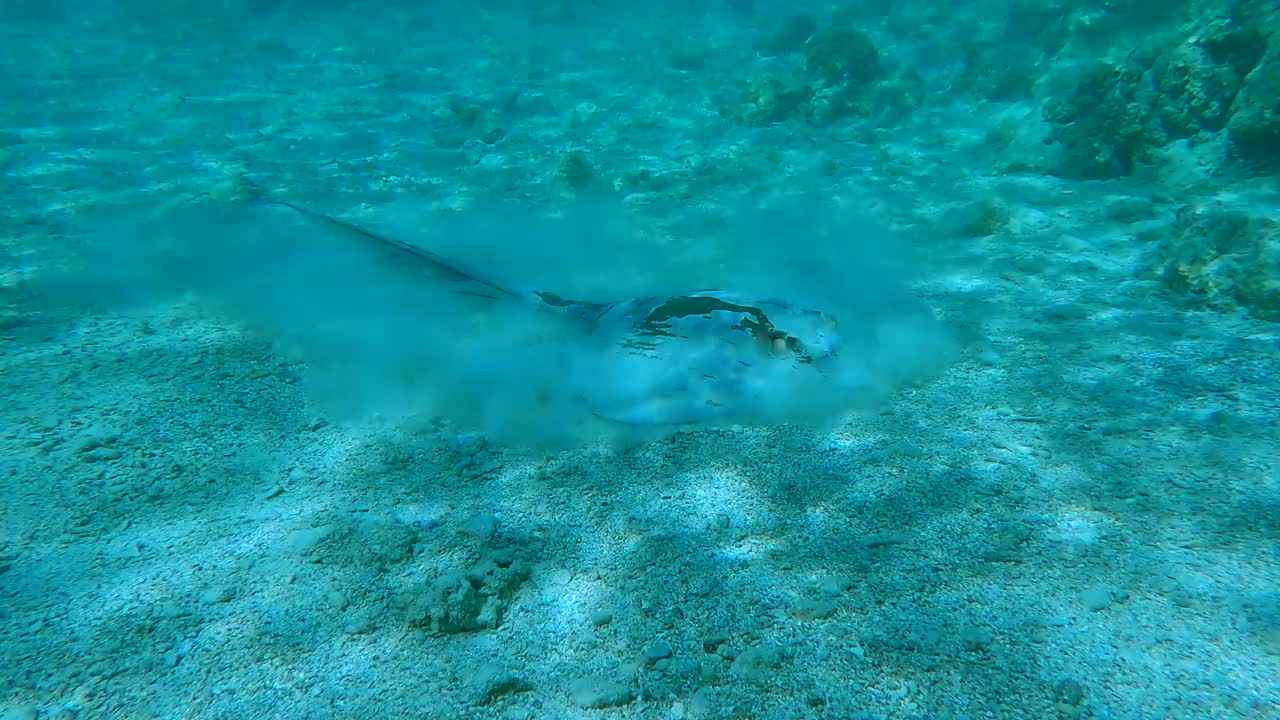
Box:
[270,199,624,326]
[270,200,522,302]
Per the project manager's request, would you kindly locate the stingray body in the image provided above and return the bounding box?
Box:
[277,201,851,426]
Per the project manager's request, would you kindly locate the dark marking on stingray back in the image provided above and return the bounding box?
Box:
[633,294,810,361]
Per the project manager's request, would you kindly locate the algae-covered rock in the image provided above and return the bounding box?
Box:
[740,74,809,126]
[1142,202,1280,321]
[555,149,597,191]
[733,17,886,127]
[1151,17,1267,137]
[1226,34,1280,174]
[802,25,883,87]
[1043,59,1164,179]
[1038,4,1275,178]
[957,198,1013,238]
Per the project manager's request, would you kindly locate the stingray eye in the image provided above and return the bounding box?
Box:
[785,336,804,355]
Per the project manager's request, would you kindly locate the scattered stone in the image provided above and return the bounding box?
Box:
[790,598,837,621]
[393,506,439,531]
[198,586,234,604]
[405,551,530,634]
[589,609,614,628]
[985,525,1031,562]
[1,706,39,720]
[1082,585,1113,612]
[729,645,782,682]
[860,534,907,549]
[959,625,994,652]
[1104,196,1155,223]
[902,623,944,652]
[643,639,673,665]
[72,429,118,454]
[342,613,376,635]
[79,446,122,463]
[1054,678,1087,706]
[284,525,335,557]
[816,575,855,597]
[462,514,498,544]
[567,676,633,709]
[457,457,502,481]
[702,632,729,653]
[473,664,533,705]
[686,688,716,717]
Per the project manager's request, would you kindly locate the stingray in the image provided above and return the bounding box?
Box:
[274,201,860,427]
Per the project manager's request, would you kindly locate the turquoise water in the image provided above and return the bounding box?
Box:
[1,1,1278,718]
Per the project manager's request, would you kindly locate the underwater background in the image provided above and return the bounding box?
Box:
[1,0,1278,718]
